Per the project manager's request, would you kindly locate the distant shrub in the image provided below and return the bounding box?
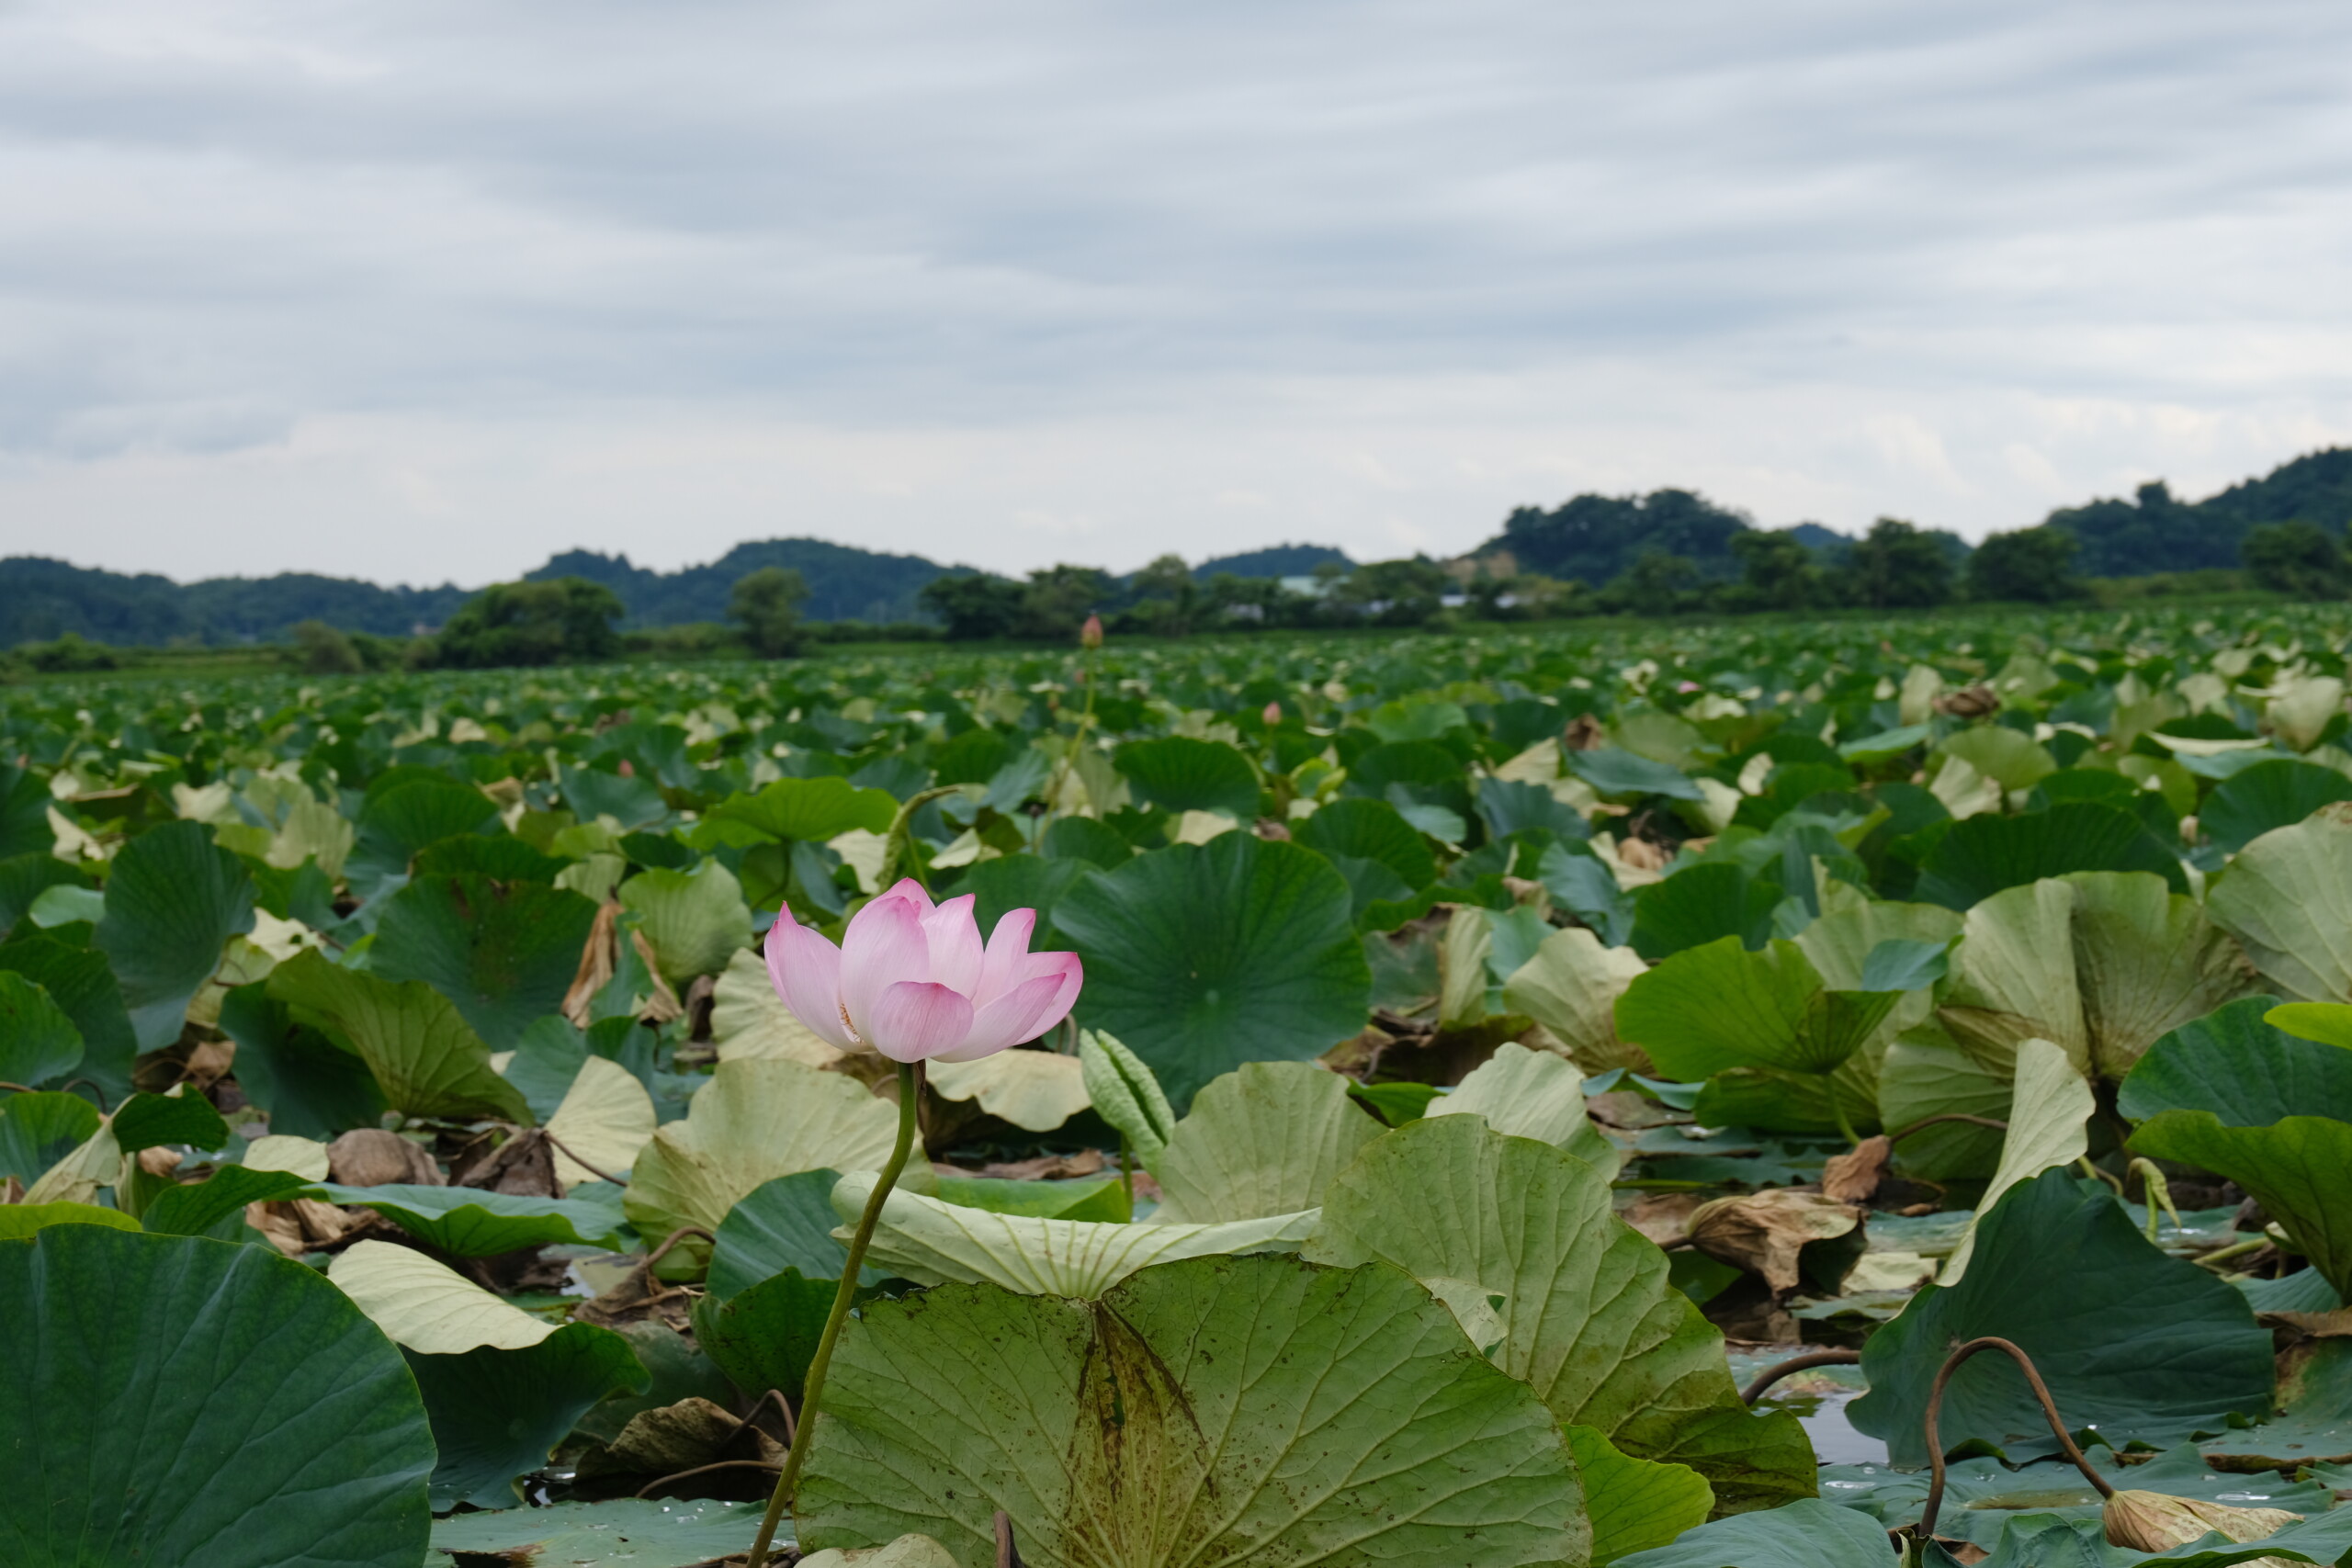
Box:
[18,633,119,673]
[288,619,363,674]
[729,566,812,659]
[421,577,625,669]
[2241,521,2350,599]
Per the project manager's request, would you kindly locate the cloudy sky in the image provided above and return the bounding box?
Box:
[1,0,2346,587]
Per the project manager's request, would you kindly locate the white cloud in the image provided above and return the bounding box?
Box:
[0,0,2345,583]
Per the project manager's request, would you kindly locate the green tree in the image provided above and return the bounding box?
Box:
[1335,558,1451,626]
[424,577,624,669]
[1125,554,1204,636]
[1015,565,1113,640]
[1728,531,1826,611]
[1599,549,1701,616]
[919,574,1024,640]
[288,619,363,673]
[729,566,812,658]
[1965,527,2083,604]
[1845,519,1954,609]
[2241,521,2350,599]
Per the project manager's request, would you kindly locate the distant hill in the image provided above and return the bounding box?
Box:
[0,558,467,649]
[1193,544,1353,579]
[526,539,961,626]
[2040,449,2352,577]
[1486,490,1758,584]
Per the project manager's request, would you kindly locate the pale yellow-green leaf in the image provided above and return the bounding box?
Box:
[267,796,355,877]
[1427,1041,1618,1171]
[2210,812,2352,1005]
[554,852,626,906]
[545,1055,657,1187]
[242,1134,331,1182]
[1936,727,2056,792]
[925,1049,1090,1133]
[830,1171,1316,1298]
[1938,879,2088,1078]
[2069,872,2259,1079]
[1939,1038,2093,1285]
[1898,665,1945,726]
[617,861,752,986]
[2270,677,2348,752]
[1437,906,1493,1030]
[22,1125,120,1206]
[329,1239,554,1353]
[1149,1062,1378,1224]
[797,1535,960,1568]
[1502,927,1652,1073]
[707,946,846,1066]
[826,829,889,895]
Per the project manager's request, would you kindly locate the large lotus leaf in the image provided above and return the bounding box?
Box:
[2203,759,2352,855]
[1305,1115,1816,1513]
[406,1323,650,1508]
[428,1499,761,1566]
[616,862,752,986]
[1149,1061,1380,1223]
[1290,796,1439,888]
[0,1200,142,1238]
[934,1175,1126,1222]
[347,778,501,895]
[0,937,138,1102]
[1916,802,2187,910]
[1877,1026,2012,1179]
[2199,1336,2352,1472]
[1564,746,1704,801]
[0,1224,434,1568]
[1939,1038,2094,1283]
[141,1165,312,1238]
[797,1253,1589,1568]
[1792,897,1961,1058]
[1054,834,1371,1111]
[1611,1497,1929,1568]
[706,775,899,843]
[0,763,53,861]
[544,1054,657,1186]
[2118,996,2352,1126]
[831,1170,1317,1297]
[0,854,83,942]
[1616,935,1900,1080]
[371,873,601,1049]
[925,1048,1090,1132]
[1567,1424,1713,1565]
[268,950,530,1123]
[2132,1111,2352,1299]
[1938,878,2089,1077]
[2209,813,2352,1004]
[0,971,81,1089]
[557,764,672,831]
[2068,873,2261,1079]
[93,819,256,1051]
[1427,1041,1618,1169]
[707,1168,872,1297]
[622,1059,899,1274]
[1937,726,2058,792]
[1629,863,1779,961]
[1501,926,1652,1073]
[1850,1168,2274,1465]
[330,1238,558,1353]
[1114,735,1261,821]
[216,979,390,1140]
[317,1181,628,1256]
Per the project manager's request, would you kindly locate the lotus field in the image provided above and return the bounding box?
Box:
[15,604,2352,1567]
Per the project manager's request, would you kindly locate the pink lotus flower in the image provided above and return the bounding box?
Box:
[764,878,1083,1064]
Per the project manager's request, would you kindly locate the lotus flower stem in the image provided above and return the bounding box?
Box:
[1915,1336,2110,1542]
[747,1058,923,1567]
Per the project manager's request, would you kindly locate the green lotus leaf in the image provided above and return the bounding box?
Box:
[316,1180,627,1256]
[705,775,899,843]
[1618,935,1897,1079]
[1876,1025,2012,1179]
[1935,726,2057,791]
[2198,1336,2352,1472]
[0,971,80,1089]
[1611,1497,1916,1568]
[2118,996,2351,1126]
[2131,1101,2352,1300]
[427,1499,762,1567]
[1939,1038,2094,1283]
[1291,795,1440,888]
[412,833,571,884]
[1055,834,1371,1111]
[2270,1000,2352,1048]
[267,950,531,1123]
[831,1169,1317,1297]
[1916,802,2187,910]
[1629,863,1779,960]
[0,1224,435,1568]
[370,873,601,1049]
[707,1168,871,1297]
[0,763,53,862]
[558,764,673,832]
[1149,1060,1380,1223]
[1113,735,1261,821]
[0,1200,141,1238]
[141,1165,313,1238]
[1428,1041,1618,1169]
[1501,926,1652,1073]
[1305,1114,1816,1513]
[93,819,256,1051]
[0,936,138,1102]
[330,1238,559,1353]
[797,1252,1589,1568]
[933,1174,1126,1223]
[1565,746,1704,801]
[1567,1424,1713,1565]
[691,1263,840,1404]
[1076,1027,1176,1168]
[406,1322,650,1509]
[348,777,502,894]
[216,979,390,1141]
[2202,758,2352,854]
[2209,812,2352,1004]
[616,861,752,986]
[0,1090,100,1186]
[622,1059,899,1276]
[1849,1168,2274,1465]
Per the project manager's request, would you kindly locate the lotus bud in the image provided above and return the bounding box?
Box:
[1262,701,1282,725]
[1080,614,1104,651]
[2102,1489,2301,1552]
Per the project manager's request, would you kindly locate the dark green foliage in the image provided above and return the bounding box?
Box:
[729,566,812,659]
[289,619,365,674]
[1727,530,1827,611]
[1497,488,1751,585]
[424,577,626,669]
[1966,527,2083,603]
[1844,518,1955,608]
[2241,520,2350,598]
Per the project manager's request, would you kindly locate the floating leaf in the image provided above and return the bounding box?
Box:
[797,1253,1589,1568]
[426,1499,761,1567]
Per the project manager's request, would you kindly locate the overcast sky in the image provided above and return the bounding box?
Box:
[0,0,2346,587]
